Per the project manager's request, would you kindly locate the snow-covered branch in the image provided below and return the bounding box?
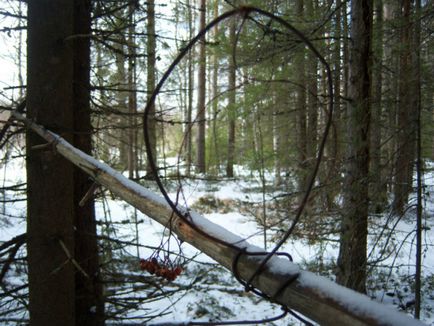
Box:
[13,111,424,326]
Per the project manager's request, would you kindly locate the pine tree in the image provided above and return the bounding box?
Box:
[27,0,102,323]
[337,0,373,293]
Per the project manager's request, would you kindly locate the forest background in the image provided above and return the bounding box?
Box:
[0,0,433,325]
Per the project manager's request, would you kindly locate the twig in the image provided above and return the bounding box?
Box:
[0,236,25,283]
[0,100,26,148]
[0,233,26,253]
[58,238,90,278]
[79,182,100,207]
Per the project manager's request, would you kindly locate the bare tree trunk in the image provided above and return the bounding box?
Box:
[305,0,319,203]
[226,15,236,178]
[342,0,349,115]
[370,0,387,213]
[211,1,220,174]
[27,0,76,323]
[273,88,283,186]
[337,0,372,294]
[146,0,157,178]
[17,0,24,99]
[413,0,422,318]
[323,0,339,210]
[27,2,102,324]
[196,0,206,173]
[295,0,307,193]
[128,2,137,179]
[383,1,399,195]
[185,0,194,176]
[392,0,416,215]
[114,43,128,168]
[73,0,104,323]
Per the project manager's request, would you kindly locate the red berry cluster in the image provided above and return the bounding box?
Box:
[140,257,183,281]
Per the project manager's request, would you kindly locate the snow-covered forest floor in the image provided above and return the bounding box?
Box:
[1,155,434,325]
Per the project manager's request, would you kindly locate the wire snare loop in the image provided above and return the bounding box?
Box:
[143,6,333,325]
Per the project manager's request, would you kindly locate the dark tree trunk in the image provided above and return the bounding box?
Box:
[413,0,422,317]
[324,0,340,211]
[336,0,373,294]
[370,0,387,213]
[392,0,416,215]
[27,1,102,324]
[73,0,104,324]
[27,0,76,324]
[383,1,399,196]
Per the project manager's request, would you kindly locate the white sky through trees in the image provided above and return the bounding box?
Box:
[0,1,26,104]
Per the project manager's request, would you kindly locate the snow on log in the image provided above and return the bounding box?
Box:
[14,111,425,326]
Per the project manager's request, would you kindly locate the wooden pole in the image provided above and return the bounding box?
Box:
[14,111,425,326]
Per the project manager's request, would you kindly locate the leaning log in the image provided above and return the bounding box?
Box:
[14,111,424,326]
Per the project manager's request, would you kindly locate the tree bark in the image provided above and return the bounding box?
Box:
[73,0,104,324]
[392,0,416,215]
[295,0,307,193]
[226,15,236,178]
[305,0,319,206]
[210,0,220,173]
[337,0,372,294]
[196,0,206,173]
[27,0,76,324]
[114,39,128,168]
[185,0,195,176]
[128,2,137,179]
[146,0,157,178]
[383,1,399,196]
[370,0,386,213]
[273,88,283,186]
[27,1,102,324]
[324,0,340,210]
[413,0,422,318]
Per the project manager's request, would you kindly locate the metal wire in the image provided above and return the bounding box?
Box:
[142,6,333,326]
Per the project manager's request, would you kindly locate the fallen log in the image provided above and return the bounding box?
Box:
[13,111,425,326]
